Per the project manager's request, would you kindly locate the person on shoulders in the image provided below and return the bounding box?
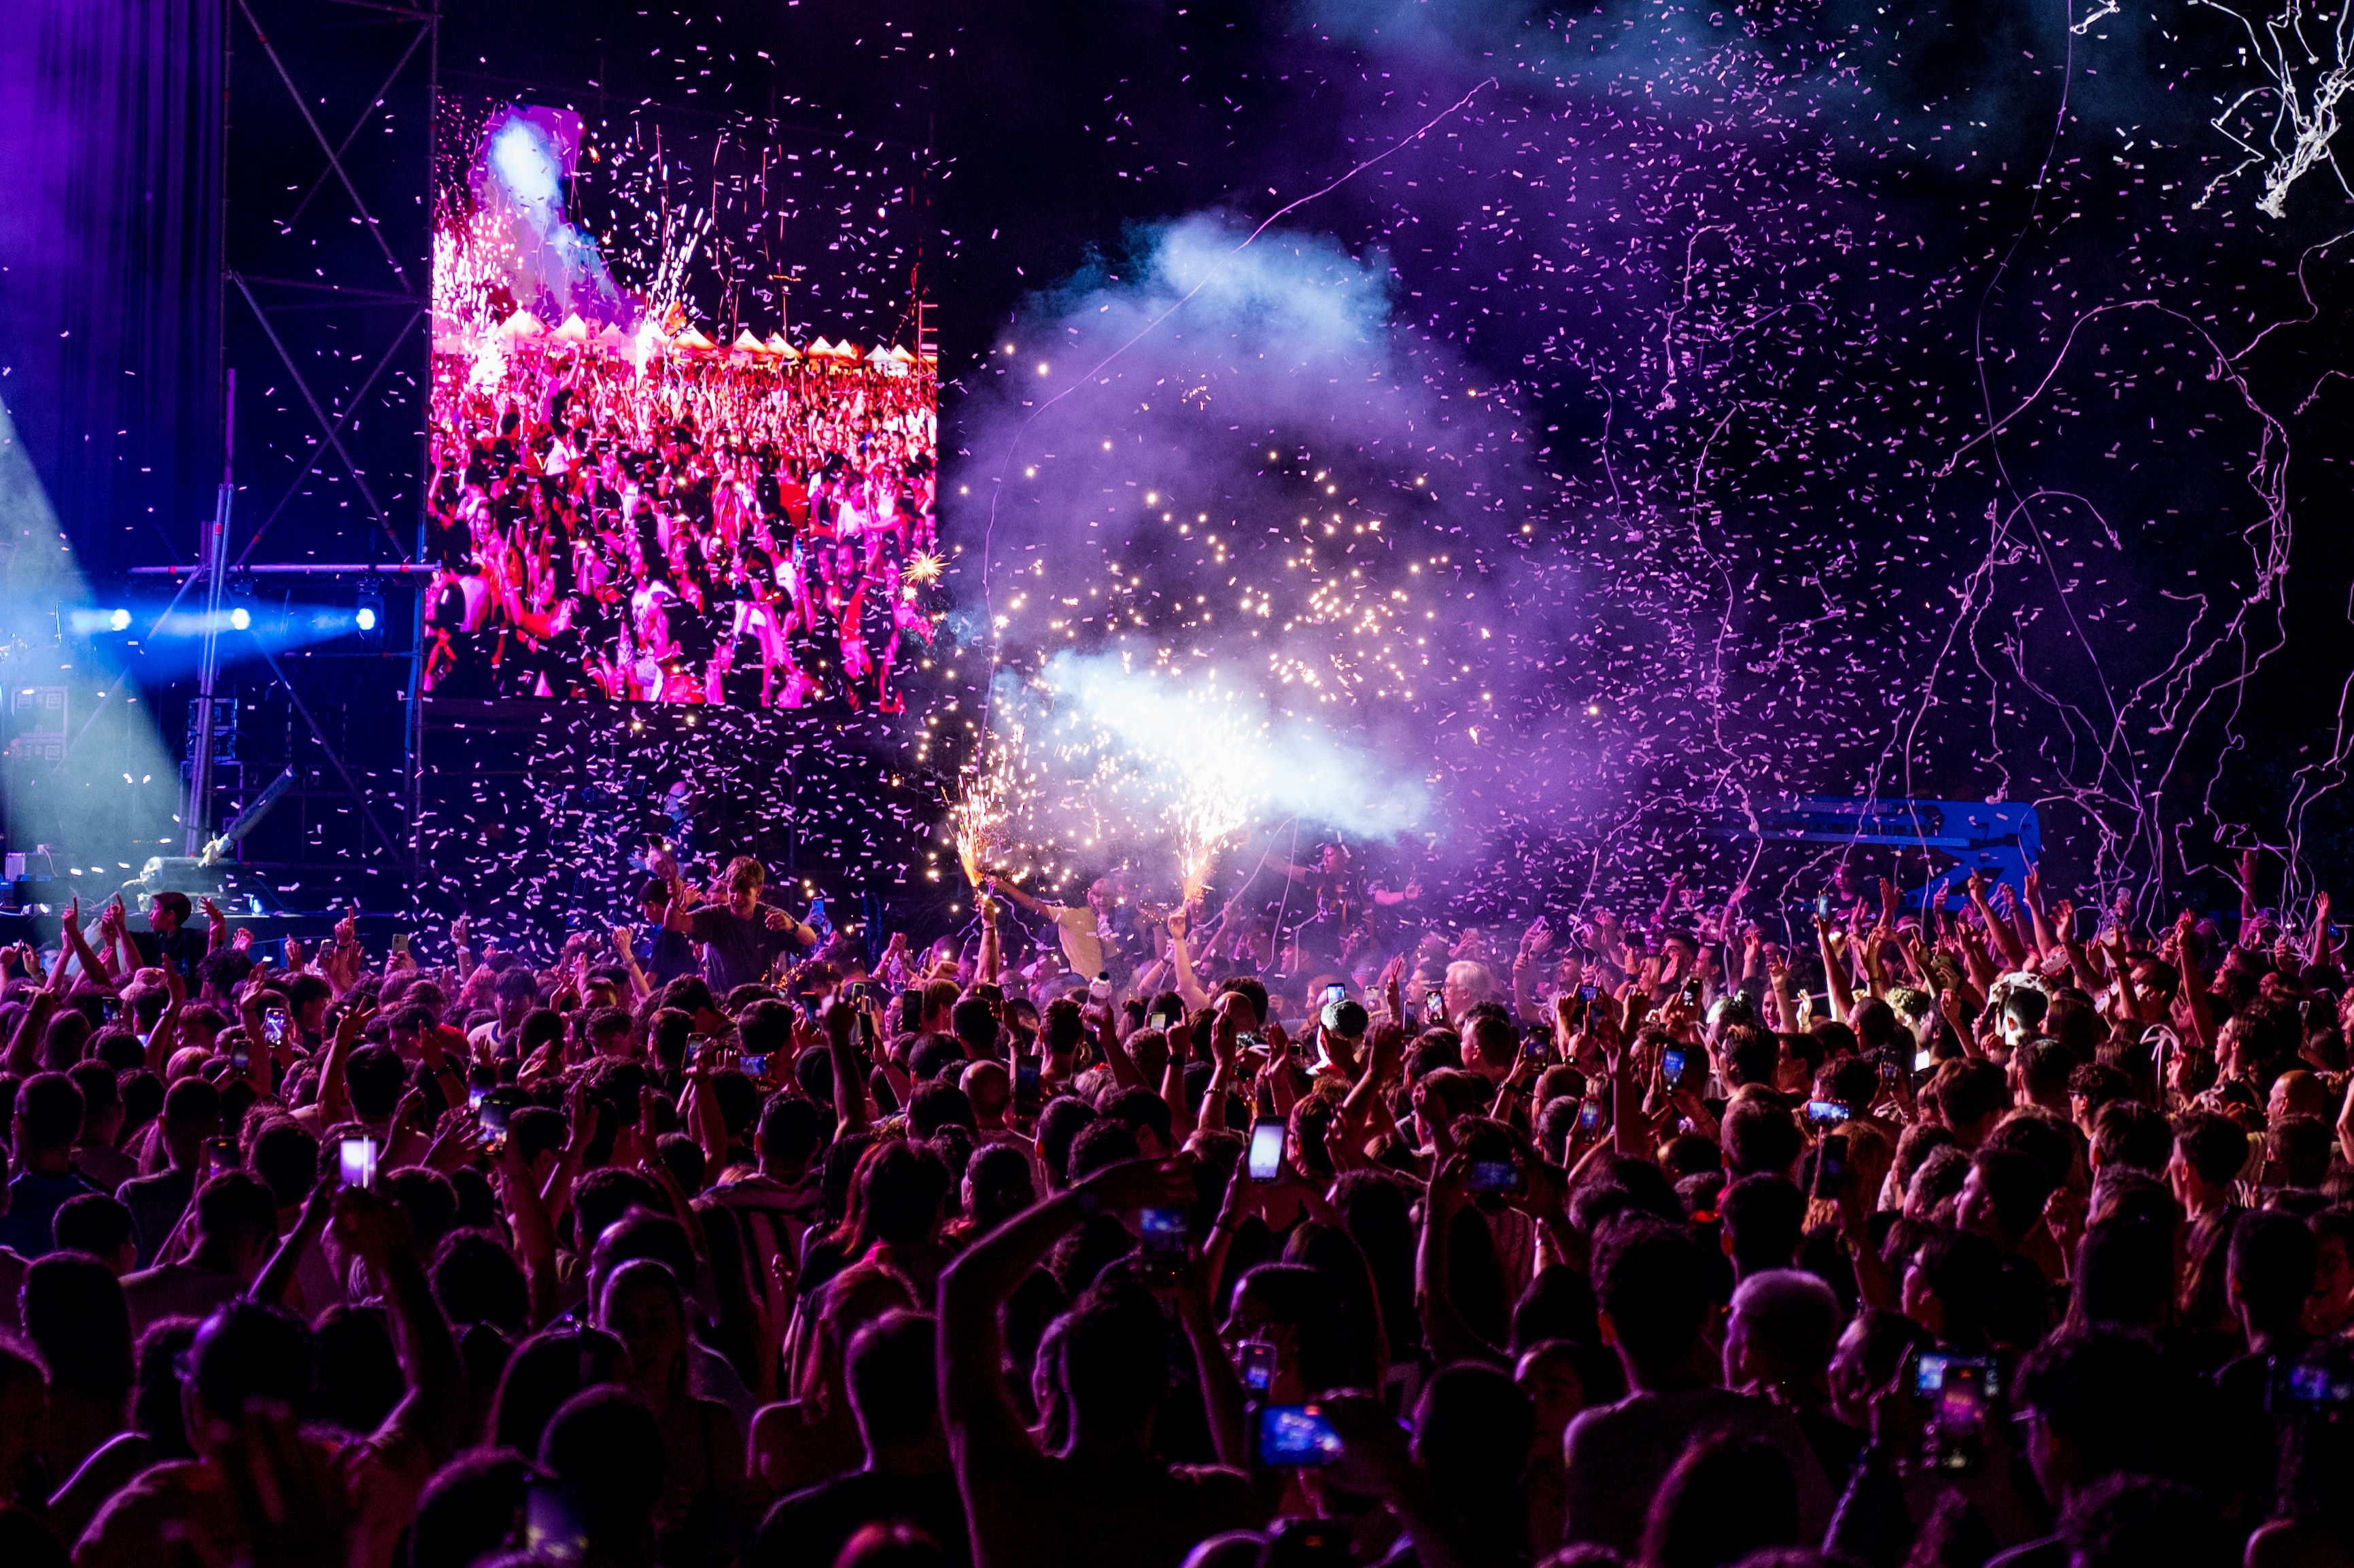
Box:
[668,857,818,995]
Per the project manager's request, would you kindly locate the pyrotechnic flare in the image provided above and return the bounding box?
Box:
[1173,750,1255,904]
[948,725,1024,888]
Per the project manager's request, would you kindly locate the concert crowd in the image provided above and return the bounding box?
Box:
[421,345,939,712]
[0,843,2349,1568]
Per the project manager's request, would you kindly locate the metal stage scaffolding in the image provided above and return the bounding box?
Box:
[158,0,440,902]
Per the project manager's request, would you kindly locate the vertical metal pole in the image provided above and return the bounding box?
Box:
[405,0,439,877]
[185,369,235,855]
[190,0,235,861]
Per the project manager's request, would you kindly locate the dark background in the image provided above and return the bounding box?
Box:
[7,0,2354,935]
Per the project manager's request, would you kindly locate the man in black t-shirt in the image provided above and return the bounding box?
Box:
[133,891,213,982]
[670,855,817,994]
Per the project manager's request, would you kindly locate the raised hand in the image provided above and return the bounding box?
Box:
[1425,1151,1472,1224]
[423,1107,487,1172]
[1381,954,1406,1024]
[565,1074,602,1152]
[329,1183,416,1270]
[331,1000,375,1051]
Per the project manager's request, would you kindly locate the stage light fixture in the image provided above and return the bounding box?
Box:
[354,579,385,648]
[230,607,252,631]
[71,606,137,635]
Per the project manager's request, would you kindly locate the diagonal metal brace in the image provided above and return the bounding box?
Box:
[233,0,415,294]
[230,271,413,561]
[252,638,408,865]
[282,21,432,235]
[238,304,422,564]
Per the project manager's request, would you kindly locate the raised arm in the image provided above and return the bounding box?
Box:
[610,924,652,1001]
[1415,1155,1507,1368]
[1967,873,2028,970]
[8,911,80,1074]
[1650,872,1686,938]
[102,901,140,979]
[2101,926,2148,1025]
[496,1136,561,1327]
[1814,915,1856,1030]
[1856,928,1892,1003]
[2021,864,2056,958]
[143,956,188,1075]
[300,1000,373,1131]
[2175,913,2217,1053]
[1766,949,1797,1034]
[250,1178,336,1309]
[333,1185,467,1459]
[824,1001,871,1137]
[1096,1003,1146,1091]
[977,892,1002,987]
[1510,919,1551,1027]
[1167,911,1212,1012]
[938,1160,1194,1464]
[7,987,58,1077]
[1174,1263,1249,1469]
[2053,900,2103,996]
[62,902,111,986]
[988,875,1052,920]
